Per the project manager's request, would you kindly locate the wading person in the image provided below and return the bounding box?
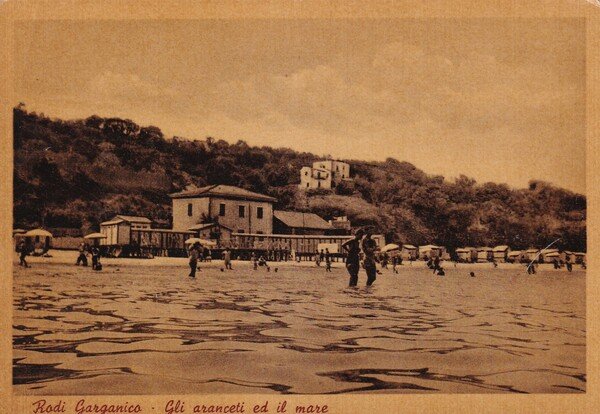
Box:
[189,242,200,278]
[18,240,29,268]
[325,248,332,272]
[76,242,88,266]
[91,246,101,270]
[223,247,233,270]
[362,231,378,286]
[342,229,364,287]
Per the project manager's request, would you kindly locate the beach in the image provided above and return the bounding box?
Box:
[13,251,586,394]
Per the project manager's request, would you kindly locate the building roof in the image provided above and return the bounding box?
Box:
[419,244,441,250]
[116,215,152,223]
[169,184,277,203]
[273,210,333,230]
[402,244,417,249]
[188,222,233,231]
[508,251,523,256]
[456,248,473,253]
[493,245,510,251]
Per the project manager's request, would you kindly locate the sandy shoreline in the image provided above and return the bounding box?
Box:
[16,249,581,272]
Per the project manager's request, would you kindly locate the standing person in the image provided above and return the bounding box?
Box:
[342,229,364,287]
[566,256,573,272]
[189,242,200,278]
[325,248,332,272]
[362,231,378,286]
[223,248,233,270]
[432,256,441,274]
[18,240,29,268]
[392,256,399,274]
[76,242,88,266]
[381,252,389,269]
[91,246,100,270]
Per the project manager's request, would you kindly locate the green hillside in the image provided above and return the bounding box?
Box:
[13,106,586,251]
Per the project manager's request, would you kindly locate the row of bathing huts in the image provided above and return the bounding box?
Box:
[400,244,586,264]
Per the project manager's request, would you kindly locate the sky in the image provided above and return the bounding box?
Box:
[14,18,586,193]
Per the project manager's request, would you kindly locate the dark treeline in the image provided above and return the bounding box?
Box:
[13,106,586,251]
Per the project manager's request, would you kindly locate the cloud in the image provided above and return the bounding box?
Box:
[88,71,178,101]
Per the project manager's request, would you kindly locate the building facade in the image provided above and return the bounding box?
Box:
[170,185,277,234]
[299,160,351,190]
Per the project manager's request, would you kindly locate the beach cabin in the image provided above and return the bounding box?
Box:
[400,244,418,261]
[100,215,152,246]
[419,244,442,260]
[574,252,586,264]
[507,250,525,263]
[455,247,477,263]
[492,245,511,262]
[476,247,493,263]
[543,251,566,264]
[539,248,561,264]
[524,248,540,263]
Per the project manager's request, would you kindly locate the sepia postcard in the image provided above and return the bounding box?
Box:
[1,0,599,413]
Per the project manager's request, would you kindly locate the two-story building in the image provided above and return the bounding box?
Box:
[170,184,277,234]
[299,160,351,190]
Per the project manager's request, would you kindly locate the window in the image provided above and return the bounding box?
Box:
[306,183,309,188]
[239,205,245,218]
[257,231,264,241]
[257,207,263,219]
[237,229,245,233]
[318,181,321,188]
[187,203,193,217]
[305,171,308,176]
[219,203,226,216]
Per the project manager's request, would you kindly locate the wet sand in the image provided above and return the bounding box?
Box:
[13,254,585,394]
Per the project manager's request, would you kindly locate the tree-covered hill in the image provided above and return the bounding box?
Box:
[13,106,586,251]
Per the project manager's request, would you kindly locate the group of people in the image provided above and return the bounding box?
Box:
[75,242,102,270]
[342,229,378,287]
[315,248,333,272]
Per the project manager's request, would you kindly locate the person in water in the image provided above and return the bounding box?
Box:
[325,248,332,272]
[361,231,378,286]
[342,229,364,287]
[188,242,200,278]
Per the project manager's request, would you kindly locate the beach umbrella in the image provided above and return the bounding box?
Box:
[84,232,107,239]
[24,229,53,238]
[381,243,401,253]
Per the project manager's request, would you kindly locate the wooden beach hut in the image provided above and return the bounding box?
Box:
[543,251,566,264]
[400,244,418,261]
[100,215,152,246]
[476,247,493,263]
[539,248,561,263]
[524,248,540,263]
[574,252,586,264]
[418,244,442,260]
[507,250,525,263]
[456,247,477,263]
[492,245,511,262]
